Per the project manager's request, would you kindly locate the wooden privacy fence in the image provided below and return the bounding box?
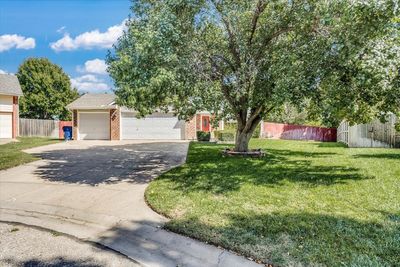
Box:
[19,118,72,139]
[260,122,337,142]
[337,114,399,148]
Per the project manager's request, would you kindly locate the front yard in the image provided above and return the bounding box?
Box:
[0,137,60,170]
[146,139,400,266]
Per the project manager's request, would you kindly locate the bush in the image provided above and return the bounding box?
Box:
[197,131,211,141]
[224,122,237,131]
[218,131,235,141]
[395,122,400,132]
[220,122,261,138]
[252,123,261,138]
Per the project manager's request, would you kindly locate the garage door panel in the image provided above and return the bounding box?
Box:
[78,113,110,140]
[0,112,12,139]
[121,113,183,140]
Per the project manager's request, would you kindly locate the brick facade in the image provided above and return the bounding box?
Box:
[72,110,78,140]
[185,116,197,140]
[59,121,73,139]
[110,109,120,140]
[196,114,201,131]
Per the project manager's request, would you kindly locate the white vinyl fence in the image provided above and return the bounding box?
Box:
[19,118,59,138]
[337,114,399,148]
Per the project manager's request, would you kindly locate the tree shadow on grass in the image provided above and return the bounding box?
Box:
[165,211,399,266]
[353,153,400,160]
[1,257,103,267]
[312,142,348,148]
[160,143,370,194]
[30,142,188,186]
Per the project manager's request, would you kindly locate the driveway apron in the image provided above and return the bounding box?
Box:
[0,141,261,267]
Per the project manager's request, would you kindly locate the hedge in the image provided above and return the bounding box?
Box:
[197,131,211,141]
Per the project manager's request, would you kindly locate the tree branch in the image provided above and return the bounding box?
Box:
[255,26,294,61]
[210,0,241,67]
[220,83,239,113]
[242,106,263,133]
[241,105,274,134]
[248,0,268,46]
[211,54,237,72]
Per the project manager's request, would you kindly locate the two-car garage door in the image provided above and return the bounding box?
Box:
[121,112,183,140]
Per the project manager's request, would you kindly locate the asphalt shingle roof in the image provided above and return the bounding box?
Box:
[0,74,23,96]
[67,93,117,109]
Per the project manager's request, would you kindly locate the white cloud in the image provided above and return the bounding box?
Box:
[57,26,66,33]
[0,69,13,75]
[73,74,100,83]
[51,20,127,51]
[0,34,36,52]
[77,59,108,75]
[70,74,111,93]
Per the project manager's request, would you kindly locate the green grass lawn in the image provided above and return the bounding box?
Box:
[146,139,400,266]
[0,137,60,170]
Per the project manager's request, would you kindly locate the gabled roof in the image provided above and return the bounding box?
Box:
[0,74,23,96]
[67,93,117,110]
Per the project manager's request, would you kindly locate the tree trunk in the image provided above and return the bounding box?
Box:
[234,131,253,152]
[234,115,262,152]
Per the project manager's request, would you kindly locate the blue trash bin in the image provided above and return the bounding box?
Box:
[63,126,72,140]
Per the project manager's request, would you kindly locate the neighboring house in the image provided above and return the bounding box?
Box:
[0,74,23,139]
[67,93,223,140]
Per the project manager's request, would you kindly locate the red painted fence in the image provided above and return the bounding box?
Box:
[261,122,337,142]
[58,121,73,139]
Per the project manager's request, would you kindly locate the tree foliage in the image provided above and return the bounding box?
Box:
[17,58,79,121]
[108,0,399,151]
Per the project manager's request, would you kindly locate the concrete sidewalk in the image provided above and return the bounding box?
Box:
[0,139,17,145]
[0,141,261,267]
[0,222,140,266]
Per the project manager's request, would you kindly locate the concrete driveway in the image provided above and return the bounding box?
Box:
[0,141,261,267]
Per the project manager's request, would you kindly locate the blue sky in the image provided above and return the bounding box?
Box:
[0,0,131,93]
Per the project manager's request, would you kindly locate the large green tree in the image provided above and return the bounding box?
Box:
[108,0,399,151]
[17,58,79,121]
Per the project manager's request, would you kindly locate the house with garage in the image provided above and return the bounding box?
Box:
[0,74,23,139]
[67,93,223,140]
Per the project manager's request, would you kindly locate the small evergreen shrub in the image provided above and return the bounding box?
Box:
[197,131,211,141]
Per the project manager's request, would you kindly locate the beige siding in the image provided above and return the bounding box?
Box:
[0,95,13,112]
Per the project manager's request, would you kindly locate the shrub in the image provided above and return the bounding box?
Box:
[252,123,261,138]
[395,122,400,132]
[197,131,211,141]
[214,130,235,141]
[218,132,235,141]
[221,122,261,138]
[224,122,237,131]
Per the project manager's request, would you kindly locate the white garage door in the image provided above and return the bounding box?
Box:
[121,113,183,140]
[0,112,12,139]
[78,112,110,140]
